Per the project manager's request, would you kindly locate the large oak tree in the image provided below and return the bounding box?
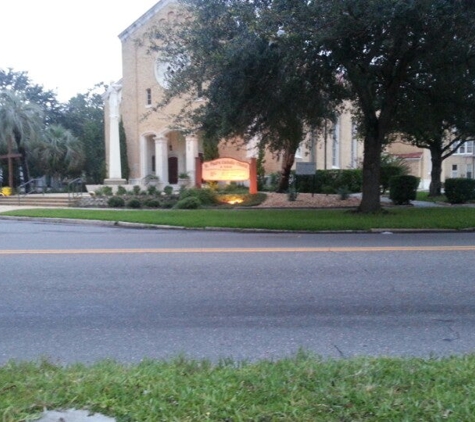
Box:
[277,0,475,212]
[149,0,475,211]
[147,0,341,192]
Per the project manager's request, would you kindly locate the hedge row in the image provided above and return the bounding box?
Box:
[295,169,363,194]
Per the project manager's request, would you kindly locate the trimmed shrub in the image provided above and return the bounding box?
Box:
[180,187,217,205]
[116,185,127,196]
[295,169,362,194]
[132,185,142,195]
[174,196,201,209]
[146,185,158,196]
[389,175,419,205]
[444,178,475,204]
[339,169,363,193]
[126,198,142,209]
[107,196,125,208]
[322,185,335,195]
[163,185,174,195]
[381,165,406,194]
[101,186,114,196]
[143,198,161,208]
[161,198,178,208]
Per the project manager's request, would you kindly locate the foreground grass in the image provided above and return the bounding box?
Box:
[3,206,475,231]
[2,354,475,421]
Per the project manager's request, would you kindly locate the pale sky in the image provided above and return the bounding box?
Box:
[0,0,159,102]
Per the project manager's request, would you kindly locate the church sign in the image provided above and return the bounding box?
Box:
[202,158,250,181]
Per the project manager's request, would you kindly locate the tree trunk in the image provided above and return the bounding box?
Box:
[14,131,31,192]
[276,148,296,193]
[358,132,382,213]
[429,149,443,197]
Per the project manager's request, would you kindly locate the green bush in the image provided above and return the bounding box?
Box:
[101,186,114,196]
[126,198,142,209]
[174,196,201,209]
[143,198,161,208]
[161,198,178,208]
[337,186,350,200]
[338,170,363,192]
[380,165,406,194]
[116,185,127,196]
[163,185,174,195]
[132,185,142,195]
[444,178,475,204]
[389,175,420,205]
[222,182,247,193]
[107,196,125,208]
[147,185,158,196]
[180,187,217,205]
[322,185,335,195]
[296,169,362,194]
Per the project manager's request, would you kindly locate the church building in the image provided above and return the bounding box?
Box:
[103,0,363,190]
[104,0,473,191]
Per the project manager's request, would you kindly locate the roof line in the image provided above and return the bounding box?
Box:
[118,0,176,42]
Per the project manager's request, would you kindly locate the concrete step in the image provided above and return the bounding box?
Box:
[0,195,80,207]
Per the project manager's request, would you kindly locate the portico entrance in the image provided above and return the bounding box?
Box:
[140,130,201,186]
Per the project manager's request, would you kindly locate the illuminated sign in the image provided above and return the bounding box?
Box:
[202,158,250,181]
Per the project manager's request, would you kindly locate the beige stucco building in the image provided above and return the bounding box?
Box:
[105,0,473,191]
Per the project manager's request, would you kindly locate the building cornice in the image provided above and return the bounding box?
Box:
[118,0,176,43]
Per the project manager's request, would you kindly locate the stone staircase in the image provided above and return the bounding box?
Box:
[0,193,81,208]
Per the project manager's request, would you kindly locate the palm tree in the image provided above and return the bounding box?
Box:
[0,90,43,188]
[30,124,85,187]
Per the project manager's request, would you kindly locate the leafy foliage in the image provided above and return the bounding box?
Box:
[174,196,201,209]
[147,0,340,192]
[0,68,62,124]
[389,175,420,205]
[274,0,475,211]
[444,178,475,204]
[296,170,362,194]
[59,85,106,183]
[107,196,125,208]
[0,89,44,187]
[30,124,84,182]
[179,187,217,205]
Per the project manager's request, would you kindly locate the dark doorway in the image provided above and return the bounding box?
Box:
[168,156,178,184]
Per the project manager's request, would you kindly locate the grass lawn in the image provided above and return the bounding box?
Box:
[416,191,447,203]
[2,206,475,231]
[2,354,475,421]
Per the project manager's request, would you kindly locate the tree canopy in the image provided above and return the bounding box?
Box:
[58,85,106,183]
[0,69,106,187]
[0,89,44,187]
[392,35,475,196]
[147,0,343,191]
[276,0,475,211]
[149,0,475,211]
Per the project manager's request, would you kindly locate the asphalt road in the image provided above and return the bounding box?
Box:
[1,219,475,364]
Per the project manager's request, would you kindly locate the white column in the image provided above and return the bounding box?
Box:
[104,84,126,185]
[186,134,199,185]
[154,135,169,185]
[140,135,147,181]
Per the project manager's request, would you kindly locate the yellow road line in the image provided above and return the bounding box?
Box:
[0,246,474,255]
